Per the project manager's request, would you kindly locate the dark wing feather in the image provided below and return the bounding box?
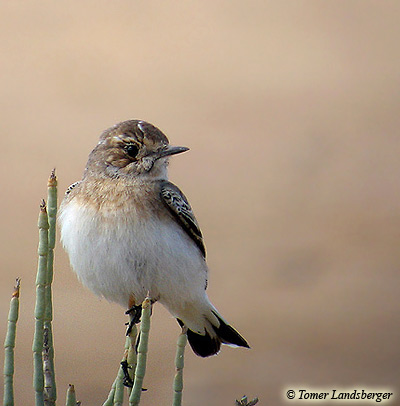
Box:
[160,181,206,258]
[65,181,80,195]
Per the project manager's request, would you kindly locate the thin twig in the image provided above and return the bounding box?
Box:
[3,278,21,406]
[33,201,49,406]
[129,297,152,406]
[43,169,58,405]
[65,384,77,406]
[172,327,188,406]
[235,395,259,405]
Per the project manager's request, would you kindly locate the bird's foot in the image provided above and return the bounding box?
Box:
[121,360,134,387]
[125,304,142,335]
[121,360,147,391]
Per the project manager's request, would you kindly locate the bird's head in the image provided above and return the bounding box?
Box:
[85,120,189,179]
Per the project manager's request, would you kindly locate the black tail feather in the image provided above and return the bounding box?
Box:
[186,328,221,357]
[212,311,250,349]
[177,315,249,358]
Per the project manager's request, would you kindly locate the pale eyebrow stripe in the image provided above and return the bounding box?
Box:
[138,121,145,134]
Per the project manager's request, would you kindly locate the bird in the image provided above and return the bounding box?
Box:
[59,119,249,357]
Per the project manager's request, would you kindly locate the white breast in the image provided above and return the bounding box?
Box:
[59,199,208,310]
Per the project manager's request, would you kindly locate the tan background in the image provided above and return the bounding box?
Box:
[1,1,399,405]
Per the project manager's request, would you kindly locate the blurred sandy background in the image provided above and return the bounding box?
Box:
[1,1,400,405]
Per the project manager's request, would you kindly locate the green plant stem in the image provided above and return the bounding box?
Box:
[102,375,118,406]
[44,169,57,405]
[33,200,49,406]
[235,395,259,406]
[172,327,187,406]
[65,384,76,406]
[43,326,55,406]
[113,361,126,406]
[129,297,152,406]
[113,337,131,406]
[126,323,138,397]
[103,336,132,406]
[3,279,20,406]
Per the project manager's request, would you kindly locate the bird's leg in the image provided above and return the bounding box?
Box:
[121,360,134,387]
[121,295,140,387]
[125,305,143,335]
[125,294,142,335]
[125,293,157,334]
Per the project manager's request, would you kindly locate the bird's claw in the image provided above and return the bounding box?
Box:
[125,304,142,335]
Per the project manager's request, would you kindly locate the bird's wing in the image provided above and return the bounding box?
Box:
[160,181,206,258]
[65,181,81,196]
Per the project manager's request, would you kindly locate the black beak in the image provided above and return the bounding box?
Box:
[157,145,189,159]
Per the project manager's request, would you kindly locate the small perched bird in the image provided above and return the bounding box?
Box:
[59,120,249,357]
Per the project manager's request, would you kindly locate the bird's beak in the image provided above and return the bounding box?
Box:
[157,145,189,159]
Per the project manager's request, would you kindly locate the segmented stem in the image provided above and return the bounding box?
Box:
[172,327,188,406]
[129,298,152,406]
[3,279,20,406]
[33,201,49,406]
[65,384,76,406]
[44,169,57,405]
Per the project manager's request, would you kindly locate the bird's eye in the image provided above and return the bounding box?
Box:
[125,144,139,158]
